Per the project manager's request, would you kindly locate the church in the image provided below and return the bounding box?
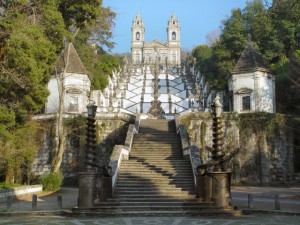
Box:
[131,13,181,65]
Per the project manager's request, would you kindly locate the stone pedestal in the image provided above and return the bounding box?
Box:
[210,172,232,208]
[196,175,212,202]
[78,171,97,208]
[96,177,113,202]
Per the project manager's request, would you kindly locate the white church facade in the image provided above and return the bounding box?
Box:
[131,13,181,65]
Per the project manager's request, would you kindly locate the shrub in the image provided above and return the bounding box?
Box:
[0,182,19,190]
[40,172,63,192]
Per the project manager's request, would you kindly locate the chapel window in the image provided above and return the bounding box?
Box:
[69,96,79,112]
[242,96,251,110]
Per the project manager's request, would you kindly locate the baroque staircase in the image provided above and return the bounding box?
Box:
[79,119,236,216]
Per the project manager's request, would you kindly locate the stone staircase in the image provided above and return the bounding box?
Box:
[77,119,237,216]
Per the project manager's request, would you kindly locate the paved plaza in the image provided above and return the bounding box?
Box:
[0,215,300,225]
[0,186,299,224]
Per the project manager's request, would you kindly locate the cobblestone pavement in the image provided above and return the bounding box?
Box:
[1,186,300,225]
[0,215,300,225]
[1,186,300,213]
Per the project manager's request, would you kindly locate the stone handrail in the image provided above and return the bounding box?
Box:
[109,145,129,191]
[176,124,201,186]
[109,118,140,191]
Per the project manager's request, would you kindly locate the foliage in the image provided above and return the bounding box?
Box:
[64,115,86,141]
[0,0,118,176]
[0,182,19,190]
[0,121,42,184]
[40,171,63,192]
[238,112,286,134]
[59,0,102,29]
[191,0,300,114]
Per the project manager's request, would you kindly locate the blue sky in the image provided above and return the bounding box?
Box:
[103,0,249,53]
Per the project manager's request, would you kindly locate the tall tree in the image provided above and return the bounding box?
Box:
[0,0,118,178]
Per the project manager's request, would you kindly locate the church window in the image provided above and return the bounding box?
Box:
[242,96,251,110]
[172,55,176,62]
[69,96,79,112]
[136,32,140,41]
[135,54,140,62]
[172,32,176,40]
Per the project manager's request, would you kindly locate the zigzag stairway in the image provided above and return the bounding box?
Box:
[83,119,237,216]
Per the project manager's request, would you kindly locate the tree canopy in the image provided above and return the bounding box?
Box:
[0,0,119,182]
[191,0,300,114]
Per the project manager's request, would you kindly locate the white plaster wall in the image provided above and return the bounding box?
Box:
[45,77,59,114]
[257,75,274,112]
[234,76,254,91]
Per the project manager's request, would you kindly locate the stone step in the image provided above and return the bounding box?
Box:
[90,205,217,211]
[131,146,182,149]
[95,201,211,206]
[118,171,193,177]
[128,156,183,159]
[116,182,195,190]
[115,186,195,195]
[115,188,195,194]
[134,133,179,138]
[72,209,240,217]
[121,162,191,167]
[126,157,188,162]
[106,197,201,202]
[133,136,180,140]
[116,178,194,183]
[120,165,191,169]
[129,152,182,155]
[120,167,192,172]
[139,130,176,134]
[117,175,193,181]
[116,182,195,188]
[129,158,184,161]
[132,142,181,145]
[130,148,182,151]
[116,178,194,184]
[115,193,195,198]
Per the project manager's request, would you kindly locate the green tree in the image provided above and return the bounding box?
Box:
[0,0,119,178]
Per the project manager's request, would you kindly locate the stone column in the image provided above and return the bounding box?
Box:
[210,172,232,208]
[78,171,97,207]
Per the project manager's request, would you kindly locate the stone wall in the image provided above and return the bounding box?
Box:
[32,113,134,184]
[177,112,295,185]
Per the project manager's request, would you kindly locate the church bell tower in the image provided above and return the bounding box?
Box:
[167,13,181,64]
[131,13,145,63]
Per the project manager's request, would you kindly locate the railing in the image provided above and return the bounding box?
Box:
[109,116,140,192]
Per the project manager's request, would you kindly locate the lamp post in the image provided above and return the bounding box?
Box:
[211,94,225,172]
[210,94,231,208]
[78,100,98,208]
